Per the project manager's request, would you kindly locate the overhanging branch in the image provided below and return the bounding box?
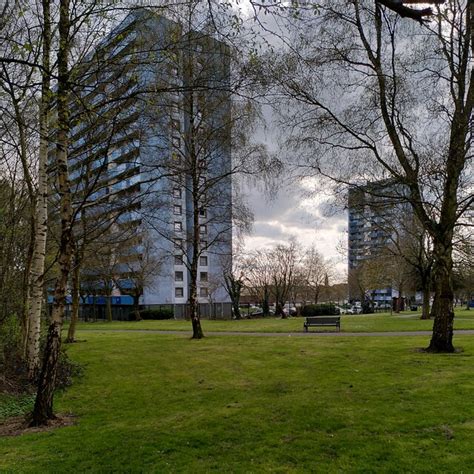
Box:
[376,0,444,22]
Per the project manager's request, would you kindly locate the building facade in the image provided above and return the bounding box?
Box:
[348,179,412,307]
[69,9,232,317]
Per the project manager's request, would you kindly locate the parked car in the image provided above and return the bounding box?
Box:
[282,306,297,316]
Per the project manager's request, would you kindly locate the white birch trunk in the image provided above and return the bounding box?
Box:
[26,0,51,379]
[27,126,49,378]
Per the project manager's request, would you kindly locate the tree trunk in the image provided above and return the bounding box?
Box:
[81,295,88,322]
[92,294,97,322]
[21,220,34,359]
[427,241,455,353]
[30,0,72,426]
[26,0,51,380]
[224,275,242,320]
[275,301,286,318]
[261,289,270,316]
[30,319,62,426]
[231,283,241,320]
[189,271,203,338]
[66,254,80,343]
[185,50,204,340]
[188,207,203,337]
[189,186,203,337]
[232,300,241,320]
[106,291,112,322]
[133,294,141,321]
[313,290,319,304]
[421,279,430,320]
[395,283,403,313]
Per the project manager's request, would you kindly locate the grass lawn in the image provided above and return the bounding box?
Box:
[1,330,474,471]
[72,307,474,334]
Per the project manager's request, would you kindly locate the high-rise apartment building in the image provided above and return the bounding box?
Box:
[69,9,232,317]
[348,179,411,306]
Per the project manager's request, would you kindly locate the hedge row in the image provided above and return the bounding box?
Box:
[300,304,340,316]
[135,308,174,320]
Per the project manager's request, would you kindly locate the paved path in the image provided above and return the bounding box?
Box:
[79,329,474,338]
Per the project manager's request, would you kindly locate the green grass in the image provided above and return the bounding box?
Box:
[1,330,474,471]
[72,308,474,333]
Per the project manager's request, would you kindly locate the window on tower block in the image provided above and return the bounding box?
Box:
[199,255,208,266]
[174,205,182,215]
[200,272,208,282]
[174,221,182,232]
[173,188,182,198]
[175,287,184,298]
[175,271,184,282]
[199,287,208,297]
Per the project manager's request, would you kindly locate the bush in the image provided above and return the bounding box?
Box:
[137,308,174,320]
[0,393,35,420]
[361,300,375,314]
[300,304,340,316]
[55,348,85,390]
[0,314,28,391]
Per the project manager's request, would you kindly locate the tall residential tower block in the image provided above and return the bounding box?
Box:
[69,9,233,317]
[348,179,412,306]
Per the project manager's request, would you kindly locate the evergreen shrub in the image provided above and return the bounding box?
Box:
[300,304,340,316]
[137,308,174,320]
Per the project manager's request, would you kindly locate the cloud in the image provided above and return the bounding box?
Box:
[242,181,348,278]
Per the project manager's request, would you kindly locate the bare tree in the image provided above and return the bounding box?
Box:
[269,0,473,352]
[135,5,263,338]
[222,253,245,319]
[299,246,332,304]
[0,177,30,324]
[245,249,273,316]
[0,0,50,378]
[453,234,474,309]
[31,0,73,426]
[268,239,300,318]
[116,231,164,321]
[387,220,434,318]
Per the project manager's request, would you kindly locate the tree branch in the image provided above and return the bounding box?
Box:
[376,0,442,22]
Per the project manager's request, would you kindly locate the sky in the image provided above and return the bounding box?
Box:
[239,105,349,281]
[224,3,349,282]
[241,178,349,281]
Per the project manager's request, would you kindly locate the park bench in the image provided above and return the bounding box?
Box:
[303,316,341,332]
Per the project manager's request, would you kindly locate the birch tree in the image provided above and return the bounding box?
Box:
[26,0,51,379]
[0,0,49,378]
[31,0,73,426]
